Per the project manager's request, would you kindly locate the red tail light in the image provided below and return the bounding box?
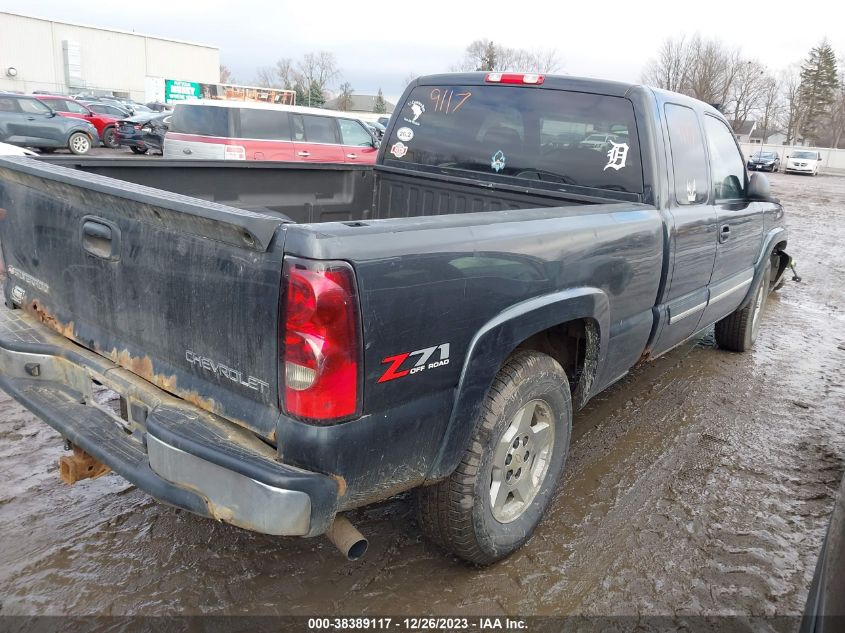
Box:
[282,257,361,423]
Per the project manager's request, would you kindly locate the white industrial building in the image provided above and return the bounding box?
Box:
[0,11,220,101]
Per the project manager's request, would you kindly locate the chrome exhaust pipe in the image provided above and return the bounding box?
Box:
[325,515,368,560]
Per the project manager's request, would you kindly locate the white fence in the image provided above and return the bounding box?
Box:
[739,142,845,174]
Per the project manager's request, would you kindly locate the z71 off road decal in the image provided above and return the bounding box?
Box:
[378,343,450,383]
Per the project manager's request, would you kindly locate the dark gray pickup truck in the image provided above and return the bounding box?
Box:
[0,73,790,564]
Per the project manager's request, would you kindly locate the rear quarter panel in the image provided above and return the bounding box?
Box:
[279,203,663,503]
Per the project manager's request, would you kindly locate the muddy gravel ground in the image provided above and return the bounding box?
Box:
[0,173,843,620]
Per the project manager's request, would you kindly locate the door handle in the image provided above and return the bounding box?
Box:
[83,221,112,241]
[81,218,120,260]
[719,224,731,243]
[27,116,36,121]
[346,153,358,159]
[182,148,192,155]
[297,151,310,157]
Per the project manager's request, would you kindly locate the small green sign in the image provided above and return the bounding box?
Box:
[164,79,201,103]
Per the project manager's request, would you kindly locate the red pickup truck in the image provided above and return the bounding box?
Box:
[34,95,121,148]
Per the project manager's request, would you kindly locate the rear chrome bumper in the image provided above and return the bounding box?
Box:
[0,307,338,537]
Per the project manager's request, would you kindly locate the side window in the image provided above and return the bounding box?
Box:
[301,115,339,144]
[291,115,305,141]
[19,99,52,115]
[65,101,90,115]
[338,118,373,146]
[170,105,231,137]
[42,100,66,112]
[238,109,291,141]
[664,104,709,205]
[704,116,746,200]
[0,97,19,112]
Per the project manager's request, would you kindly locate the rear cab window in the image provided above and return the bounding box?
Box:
[664,104,709,205]
[384,84,644,196]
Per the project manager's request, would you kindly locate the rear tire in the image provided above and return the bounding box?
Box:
[715,264,771,352]
[102,127,118,149]
[68,132,91,155]
[130,146,148,155]
[416,350,572,565]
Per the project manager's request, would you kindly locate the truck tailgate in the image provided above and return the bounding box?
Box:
[0,157,287,439]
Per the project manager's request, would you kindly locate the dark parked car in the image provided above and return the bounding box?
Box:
[365,120,386,140]
[0,93,99,154]
[115,113,170,154]
[83,102,131,118]
[747,150,781,172]
[0,73,790,564]
[145,101,173,113]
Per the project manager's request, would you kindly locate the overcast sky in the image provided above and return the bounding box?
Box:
[4,0,845,103]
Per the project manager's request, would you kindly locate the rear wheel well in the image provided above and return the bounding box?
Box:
[513,318,599,408]
[770,240,789,288]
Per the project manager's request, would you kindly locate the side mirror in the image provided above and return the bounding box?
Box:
[747,172,771,201]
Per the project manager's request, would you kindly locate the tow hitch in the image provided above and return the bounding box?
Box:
[59,443,110,484]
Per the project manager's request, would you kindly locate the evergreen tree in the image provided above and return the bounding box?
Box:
[479,40,497,71]
[294,83,309,107]
[307,81,325,108]
[373,88,386,114]
[798,39,839,142]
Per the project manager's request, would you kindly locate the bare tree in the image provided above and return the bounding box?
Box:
[403,73,418,88]
[684,35,741,107]
[779,65,804,145]
[757,75,782,142]
[453,39,561,73]
[219,64,234,84]
[255,66,280,88]
[274,58,297,89]
[298,52,340,92]
[336,82,354,111]
[724,60,770,132]
[453,39,496,71]
[642,36,693,93]
[523,48,563,74]
[641,34,742,108]
[293,51,340,107]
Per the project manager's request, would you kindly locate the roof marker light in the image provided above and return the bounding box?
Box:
[485,73,545,85]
